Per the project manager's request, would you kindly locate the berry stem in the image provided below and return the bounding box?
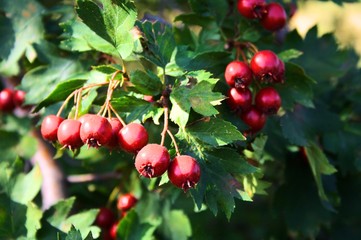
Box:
[109,103,126,126]
[167,129,180,156]
[74,88,83,120]
[160,106,169,146]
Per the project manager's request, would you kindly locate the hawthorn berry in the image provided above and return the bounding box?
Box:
[255,87,281,114]
[224,61,253,89]
[80,114,113,148]
[57,119,83,150]
[250,50,283,83]
[117,193,137,212]
[261,3,287,32]
[143,95,154,102]
[78,113,93,124]
[13,90,26,107]
[168,155,201,191]
[118,122,148,153]
[0,88,15,112]
[106,118,123,149]
[109,222,118,240]
[237,0,267,19]
[135,144,170,178]
[227,87,252,112]
[95,207,115,229]
[240,106,266,132]
[41,115,64,142]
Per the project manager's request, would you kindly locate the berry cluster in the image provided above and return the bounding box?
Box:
[0,88,26,113]
[226,50,283,132]
[237,0,287,31]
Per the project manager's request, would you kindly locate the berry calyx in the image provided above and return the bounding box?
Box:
[13,90,26,107]
[135,144,170,178]
[80,114,112,148]
[227,87,252,112]
[224,61,253,89]
[237,0,267,19]
[95,207,115,229]
[255,87,282,114]
[117,193,137,212]
[168,155,201,191]
[41,115,64,142]
[57,119,83,150]
[118,123,148,153]
[250,50,283,83]
[261,3,287,31]
[0,88,15,112]
[106,118,123,149]
[240,106,266,132]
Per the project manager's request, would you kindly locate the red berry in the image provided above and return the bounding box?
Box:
[41,115,64,142]
[78,113,93,124]
[106,118,123,149]
[13,90,26,107]
[255,87,281,114]
[261,3,287,31]
[227,87,252,112]
[95,207,115,229]
[117,193,137,212]
[275,58,285,83]
[250,50,283,83]
[224,61,253,89]
[118,123,148,153]
[80,114,112,148]
[0,88,15,112]
[135,144,170,178]
[237,0,267,19]
[109,222,118,240]
[143,95,154,102]
[57,119,83,150]
[168,155,201,191]
[240,106,266,132]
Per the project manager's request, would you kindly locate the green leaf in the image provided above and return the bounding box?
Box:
[174,13,214,27]
[65,225,94,240]
[280,110,310,146]
[169,87,191,129]
[0,0,44,76]
[189,82,224,116]
[278,49,303,62]
[92,64,123,75]
[136,21,176,67]
[0,14,15,60]
[76,0,137,59]
[45,197,76,229]
[305,142,337,202]
[118,210,156,240]
[186,118,245,146]
[11,164,42,204]
[130,70,163,96]
[63,210,100,239]
[25,202,42,239]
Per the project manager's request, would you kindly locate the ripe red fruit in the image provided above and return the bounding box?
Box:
[80,114,112,148]
[250,50,283,83]
[168,155,201,191]
[227,87,252,112]
[240,106,266,132]
[109,222,118,240]
[106,118,123,149]
[0,88,15,112]
[255,87,282,114]
[13,90,26,107]
[78,113,93,124]
[143,95,154,102]
[95,207,115,229]
[117,193,137,212]
[41,115,64,142]
[118,123,148,153]
[261,3,287,31]
[237,0,267,19]
[135,144,170,178]
[224,61,253,89]
[57,119,83,150]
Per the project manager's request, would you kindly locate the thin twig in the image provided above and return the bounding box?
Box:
[67,172,122,183]
[160,106,169,146]
[167,129,180,156]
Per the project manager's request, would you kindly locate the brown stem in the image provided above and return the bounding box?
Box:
[160,106,169,146]
[67,172,122,183]
[167,129,180,156]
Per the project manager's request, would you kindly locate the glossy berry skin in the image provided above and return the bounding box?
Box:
[57,119,83,150]
[250,50,282,83]
[41,115,64,142]
[261,3,287,31]
[118,123,148,153]
[109,222,118,240]
[240,106,266,132]
[78,114,93,124]
[0,88,15,112]
[95,207,115,229]
[237,0,266,19]
[135,144,170,178]
[168,155,201,191]
[106,118,123,149]
[224,61,253,89]
[13,90,26,107]
[255,87,282,115]
[227,87,252,112]
[80,114,112,148]
[117,193,137,212]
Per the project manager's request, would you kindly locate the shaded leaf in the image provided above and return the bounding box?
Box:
[130,70,163,96]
